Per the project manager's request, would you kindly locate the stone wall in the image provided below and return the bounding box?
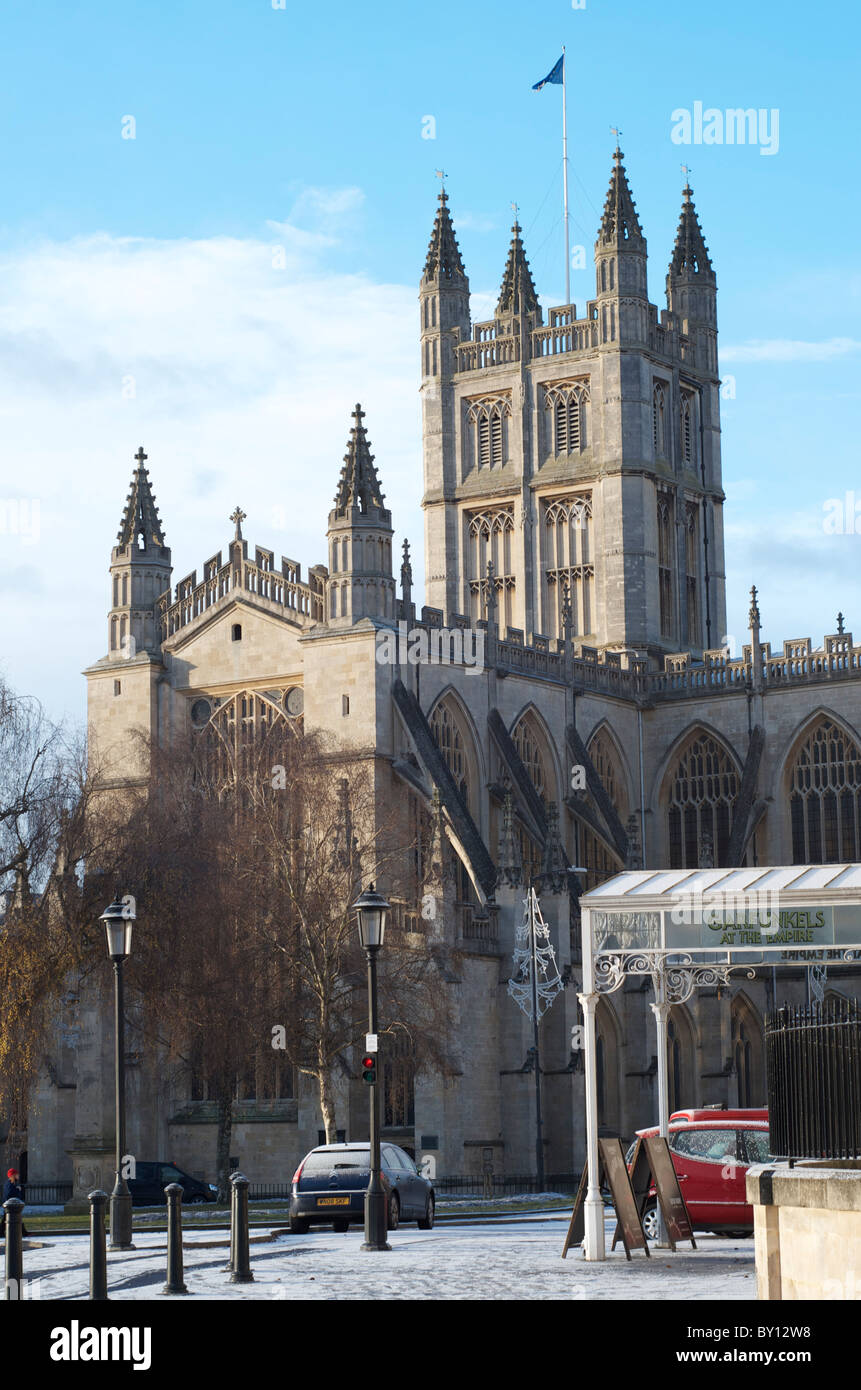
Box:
[747,1163,861,1299]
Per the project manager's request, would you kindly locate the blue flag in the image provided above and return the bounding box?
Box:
[533,55,564,90]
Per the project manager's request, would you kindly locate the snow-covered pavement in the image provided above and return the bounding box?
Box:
[18,1217,757,1300]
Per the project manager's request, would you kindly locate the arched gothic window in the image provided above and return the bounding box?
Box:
[429,699,475,815]
[581,730,628,893]
[196,690,298,800]
[466,396,511,471]
[685,502,700,647]
[731,996,764,1107]
[653,381,668,457]
[383,1031,415,1130]
[467,507,514,631]
[596,997,621,1133]
[544,380,590,456]
[512,711,553,882]
[788,718,861,863]
[429,698,478,903]
[543,494,594,639]
[667,1007,695,1113]
[657,494,674,639]
[666,732,739,869]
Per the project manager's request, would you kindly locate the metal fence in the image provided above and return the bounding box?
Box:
[22,1182,73,1205]
[246,1175,582,1201]
[432,1174,581,1196]
[766,999,861,1161]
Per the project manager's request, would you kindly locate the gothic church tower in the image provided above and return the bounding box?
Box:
[419,151,727,660]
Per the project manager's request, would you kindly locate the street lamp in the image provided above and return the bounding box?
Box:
[100,891,135,1251]
[353,883,390,1251]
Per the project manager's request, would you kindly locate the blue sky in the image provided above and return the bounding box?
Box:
[1,0,859,720]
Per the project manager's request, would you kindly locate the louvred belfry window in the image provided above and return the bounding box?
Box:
[544,380,590,456]
[466,395,511,471]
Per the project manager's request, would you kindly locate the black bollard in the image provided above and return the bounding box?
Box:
[3,1198,25,1300]
[162,1183,188,1295]
[229,1173,253,1284]
[88,1190,109,1300]
[225,1173,239,1273]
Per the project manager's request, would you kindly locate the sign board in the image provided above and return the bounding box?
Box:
[600,1138,650,1261]
[611,1137,651,1252]
[365,1033,378,1053]
[592,903,861,956]
[643,1136,696,1249]
[561,1163,588,1259]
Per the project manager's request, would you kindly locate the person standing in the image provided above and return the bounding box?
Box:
[1,1166,28,1237]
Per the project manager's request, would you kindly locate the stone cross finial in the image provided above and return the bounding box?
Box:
[352,403,365,424]
[134,446,148,468]
[837,612,845,635]
[230,506,246,542]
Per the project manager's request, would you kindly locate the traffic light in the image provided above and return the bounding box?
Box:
[361,1054,377,1085]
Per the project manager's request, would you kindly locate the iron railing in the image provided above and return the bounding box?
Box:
[22,1182,73,1205]
[766,999,861,1161]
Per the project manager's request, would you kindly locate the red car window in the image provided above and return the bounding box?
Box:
[669,1129,738,1163]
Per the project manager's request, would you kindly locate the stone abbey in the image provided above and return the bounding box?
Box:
[26,148,861,1201]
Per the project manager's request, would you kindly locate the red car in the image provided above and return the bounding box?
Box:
[626,1109,770,1239]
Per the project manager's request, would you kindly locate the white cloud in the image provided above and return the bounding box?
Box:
[721,337,861,363]
[0,191,423,722]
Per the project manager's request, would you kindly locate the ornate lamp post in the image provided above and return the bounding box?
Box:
[100,892,135,1250]
[353,884,390,1252]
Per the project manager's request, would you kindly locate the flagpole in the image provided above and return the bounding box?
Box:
[562,45,570,305]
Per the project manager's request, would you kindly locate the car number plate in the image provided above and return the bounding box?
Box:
[317,1197,350,1206]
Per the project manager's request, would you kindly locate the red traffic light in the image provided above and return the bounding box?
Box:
[362,1055,375,1070]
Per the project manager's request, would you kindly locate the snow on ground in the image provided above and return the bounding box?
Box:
[17,1217,756,1301]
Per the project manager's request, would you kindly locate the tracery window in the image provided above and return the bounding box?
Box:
[657,493,674,639]
[685,502,700,647]
[580,730,628,893]
[429,697,478,903]
[195,690,299,799]
[465,395,511,471]
[544,380,590,455]
[467,506,514,631]
[543,494,593,639]
[653,381,668,457]
[383,1031,415,1129]
[429,699,473,814]
[666,732,739,869]
[732,997,764,1108]
[788,718,861,863]
[512,712,552,883]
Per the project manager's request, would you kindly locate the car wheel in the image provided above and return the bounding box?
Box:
[289,1215,310,1234]
[417,1195,435,1230]
[332,1220,349,1233]
[387,1193,400,1232]
[642,1203,659,1242]
[723,1229,752,1239]
[186,1194,207,1205]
